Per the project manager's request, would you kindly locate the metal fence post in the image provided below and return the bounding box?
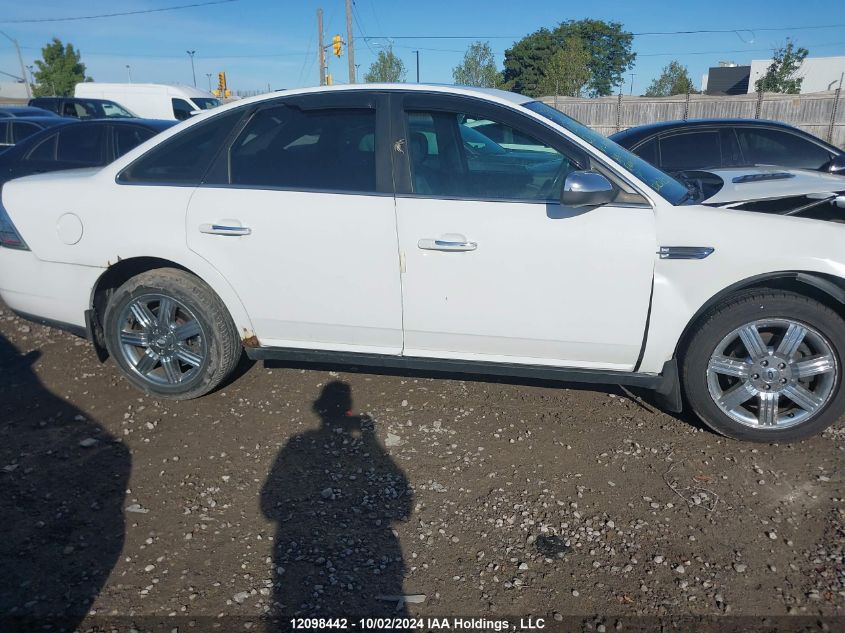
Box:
[683,88,690,121]
[616,92,623,132]
[829,84,842,144]
[755,90,763,119]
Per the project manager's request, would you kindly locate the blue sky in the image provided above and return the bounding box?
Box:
[1,0,844,95]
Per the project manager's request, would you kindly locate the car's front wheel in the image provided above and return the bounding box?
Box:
[103,268,241,400]
[682,290,845,441]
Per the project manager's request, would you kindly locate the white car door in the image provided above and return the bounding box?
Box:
[393,94,656,371]
[185,93,403,354]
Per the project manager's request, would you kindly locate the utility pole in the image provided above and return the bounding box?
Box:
[317,8,326,86]
[0,31,31,98]
[413,50,420,83]
[345,0,355,83]
[187,50,197,87]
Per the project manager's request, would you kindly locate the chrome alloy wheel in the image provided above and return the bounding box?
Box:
[117,293,207,386]
[706,318,837,429]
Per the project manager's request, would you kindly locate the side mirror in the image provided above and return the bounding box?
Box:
[560,170,615,208]
[829,153,845,175]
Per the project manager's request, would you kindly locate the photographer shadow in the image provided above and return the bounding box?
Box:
[261,381,412,622]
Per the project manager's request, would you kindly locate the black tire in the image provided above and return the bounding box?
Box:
[682,289,845,442]
[103,268,241,400]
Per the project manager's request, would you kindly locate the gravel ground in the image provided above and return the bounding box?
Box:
[1,301,844,632]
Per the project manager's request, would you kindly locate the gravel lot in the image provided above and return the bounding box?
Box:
[1,301,844,632]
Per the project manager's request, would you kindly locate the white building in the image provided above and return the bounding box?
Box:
[748,56,845,93]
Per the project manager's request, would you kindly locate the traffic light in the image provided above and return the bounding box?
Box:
[217,71,227,93]
[332,34,343,58]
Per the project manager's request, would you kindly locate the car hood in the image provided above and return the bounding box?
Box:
[696,167,845,205]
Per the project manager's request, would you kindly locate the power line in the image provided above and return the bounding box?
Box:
[358,23,845,40]
[0,0,242,24]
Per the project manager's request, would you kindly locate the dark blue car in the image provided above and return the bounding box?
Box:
[0,118,176,186]
[609,119,845,176]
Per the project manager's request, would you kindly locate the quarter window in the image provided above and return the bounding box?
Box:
[227,106,377,192]
[406,110,577,200]
[735,127,833,170]
[119,109,242,185]
[114,126,156,157]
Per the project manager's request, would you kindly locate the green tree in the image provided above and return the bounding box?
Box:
[364,46,406,83]
[644,60,695,97]
[503,19,635,97]
[754,39,809,93]
[452,41,501,88]
[537,36,591,97]
[32,38,90,96]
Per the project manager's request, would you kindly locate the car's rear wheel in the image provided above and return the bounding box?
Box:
[682,290,845,441]
[103,268,241,400]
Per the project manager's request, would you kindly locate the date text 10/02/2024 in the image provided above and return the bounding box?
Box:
[289,617,548,630]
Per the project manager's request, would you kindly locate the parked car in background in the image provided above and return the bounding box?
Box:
[5,84,845,443]
[0,105,59,118]
[74,83,220,121]
[0,115,69,152]
[0,118,175,185]
[610,119,845,176]
[28,97,137,120]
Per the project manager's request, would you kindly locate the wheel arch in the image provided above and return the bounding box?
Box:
[673,270,845,361]
[88,255,256,360]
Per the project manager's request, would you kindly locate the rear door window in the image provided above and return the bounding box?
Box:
[227,105,377,192]
[56,125,106,164]
[0,121,9,147]
[735,127,834,170]
[659,130,722,171]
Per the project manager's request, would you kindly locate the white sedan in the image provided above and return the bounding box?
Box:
[2,84,845,442]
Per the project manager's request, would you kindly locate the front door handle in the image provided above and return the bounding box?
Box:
[199,221,251,236]
[418,234,477,252]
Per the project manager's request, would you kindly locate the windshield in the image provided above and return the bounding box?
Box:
[191,97,220,110]
[524,101,690,205]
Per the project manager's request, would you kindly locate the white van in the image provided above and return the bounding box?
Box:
[74,83,220,121]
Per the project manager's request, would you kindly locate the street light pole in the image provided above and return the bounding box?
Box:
[206,73,213,91]
[0,30,32,98]
[413,50,419,83]
[126,65,132,83]
[186,50,197,87]
[629,73,635,96]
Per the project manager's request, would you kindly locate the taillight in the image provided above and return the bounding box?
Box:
[0,190,29,250]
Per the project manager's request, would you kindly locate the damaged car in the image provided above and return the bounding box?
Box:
[2,85,845,443]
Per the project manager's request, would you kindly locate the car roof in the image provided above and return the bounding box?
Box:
[217,83,534,111]
[4,116,73,127]
[609,118,806,143]
[0,105,60,117]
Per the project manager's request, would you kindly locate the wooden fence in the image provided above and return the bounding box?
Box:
[540,90,845,148]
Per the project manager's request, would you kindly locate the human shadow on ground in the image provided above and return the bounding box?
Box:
[0,333,130,632]
[261,381,413,621]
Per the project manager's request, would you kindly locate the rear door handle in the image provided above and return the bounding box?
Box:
[418,234,477,252]
[199,222,251,236]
